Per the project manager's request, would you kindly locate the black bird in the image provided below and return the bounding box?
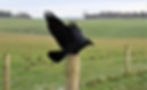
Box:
[45,12,92,62]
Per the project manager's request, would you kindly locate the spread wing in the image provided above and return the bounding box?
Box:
[45,12,74,49]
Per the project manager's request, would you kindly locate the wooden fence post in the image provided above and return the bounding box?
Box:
[124,45,132,74]
[66,54,80,90]
[4,53,11,90]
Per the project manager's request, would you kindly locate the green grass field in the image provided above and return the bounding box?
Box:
[0,18,147,37]
[0,18,147,90]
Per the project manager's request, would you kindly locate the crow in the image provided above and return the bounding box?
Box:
[45,12,92,62]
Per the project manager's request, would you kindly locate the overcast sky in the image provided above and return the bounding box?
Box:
[0,0,146,18]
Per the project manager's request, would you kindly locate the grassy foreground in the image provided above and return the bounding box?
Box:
[0,18,147,90]
[0,34,147,90]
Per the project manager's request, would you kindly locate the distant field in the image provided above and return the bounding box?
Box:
[0,18,147,37]
[0,18,47,35]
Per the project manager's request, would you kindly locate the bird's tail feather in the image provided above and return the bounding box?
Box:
[49,51,66,62]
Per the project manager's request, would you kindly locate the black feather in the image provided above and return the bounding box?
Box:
[45,12,92,62]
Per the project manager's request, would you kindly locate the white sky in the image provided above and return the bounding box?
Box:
[0,0,147,18]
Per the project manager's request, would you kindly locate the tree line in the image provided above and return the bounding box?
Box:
[0,10,31,19]
[84,11,147,19]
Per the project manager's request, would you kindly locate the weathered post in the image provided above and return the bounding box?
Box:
[66,54,80,90]
[124,45,132,74]
[4,53,11,90]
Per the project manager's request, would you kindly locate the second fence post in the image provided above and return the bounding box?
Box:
[66,54,80,90]
[4,53,11,90]
[124,45,132,74]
